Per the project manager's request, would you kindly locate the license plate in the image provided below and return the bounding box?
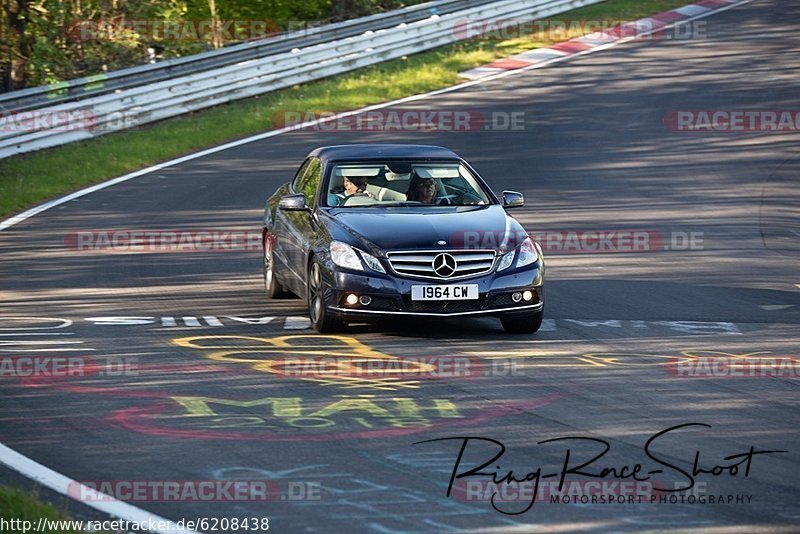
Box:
[411,284,479,301]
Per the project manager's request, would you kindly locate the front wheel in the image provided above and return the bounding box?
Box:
[307,259,344,333]
[501,309,543,334]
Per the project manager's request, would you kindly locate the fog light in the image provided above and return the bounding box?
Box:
[523,290,533,302]
[359,295,372,306]
[511,292,522,303]
[345,293,359,305]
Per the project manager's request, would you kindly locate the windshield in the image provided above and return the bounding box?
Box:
[323,161,492,207]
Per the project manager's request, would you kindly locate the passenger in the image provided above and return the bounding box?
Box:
[336,176,375,205]
[406,175,438,204]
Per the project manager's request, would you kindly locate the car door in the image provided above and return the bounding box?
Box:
[279,157,323,293]
[270,159,309,289]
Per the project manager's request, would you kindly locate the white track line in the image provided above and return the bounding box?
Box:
[0,444,199,533]
[0,1,754,532]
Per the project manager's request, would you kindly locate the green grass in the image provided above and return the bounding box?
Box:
[0,0,691,218]
[0,485,84,533]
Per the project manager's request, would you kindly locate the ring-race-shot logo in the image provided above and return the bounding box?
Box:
[453,478,752,506]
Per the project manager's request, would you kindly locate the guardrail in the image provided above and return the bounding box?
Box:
[0,0,603,160]
[0,0,496,114]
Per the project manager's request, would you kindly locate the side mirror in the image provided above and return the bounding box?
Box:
[278,194,310,211]
[502,191,524,208]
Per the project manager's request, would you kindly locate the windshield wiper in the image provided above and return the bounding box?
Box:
[371,202,429,207]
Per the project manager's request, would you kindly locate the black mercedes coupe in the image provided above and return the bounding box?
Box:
[262,144,544,333]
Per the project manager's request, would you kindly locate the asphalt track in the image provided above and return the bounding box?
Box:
[1,0,799,531]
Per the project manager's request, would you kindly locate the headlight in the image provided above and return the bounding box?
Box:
[359,250,386,273]
[497,250,515,271]
[517,237,539,267]
[330,241,363,271]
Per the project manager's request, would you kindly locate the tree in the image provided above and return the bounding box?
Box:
[0,0,423,92]
[1,0,32,91]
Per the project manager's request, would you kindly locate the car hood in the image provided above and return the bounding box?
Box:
[323,205,525,254]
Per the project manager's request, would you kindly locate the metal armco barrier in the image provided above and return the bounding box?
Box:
[0,0,603,159]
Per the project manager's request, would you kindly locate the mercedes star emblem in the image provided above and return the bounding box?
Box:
[432,253,457,277]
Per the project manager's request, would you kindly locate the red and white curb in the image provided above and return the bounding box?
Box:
[459,0,749,80]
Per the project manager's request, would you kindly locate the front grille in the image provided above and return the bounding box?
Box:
[386,249,496,280]
[402,295,486,313]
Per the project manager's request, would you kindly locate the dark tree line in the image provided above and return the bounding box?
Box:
[1,0,420,92]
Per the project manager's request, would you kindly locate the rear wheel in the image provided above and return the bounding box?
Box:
[501,309,543,334]
[263,246,288,299]
[307,259,344,333]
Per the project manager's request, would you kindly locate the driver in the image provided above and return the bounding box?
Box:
[406,174,438,204]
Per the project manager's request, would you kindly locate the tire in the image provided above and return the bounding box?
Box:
[501,309,543,334]
[307,259,345,333]
[263,246,288,299]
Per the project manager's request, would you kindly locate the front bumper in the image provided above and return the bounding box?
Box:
[322,260,544,320]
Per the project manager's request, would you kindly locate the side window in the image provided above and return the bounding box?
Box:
[291,159,312,191]
[293,157,322,208]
